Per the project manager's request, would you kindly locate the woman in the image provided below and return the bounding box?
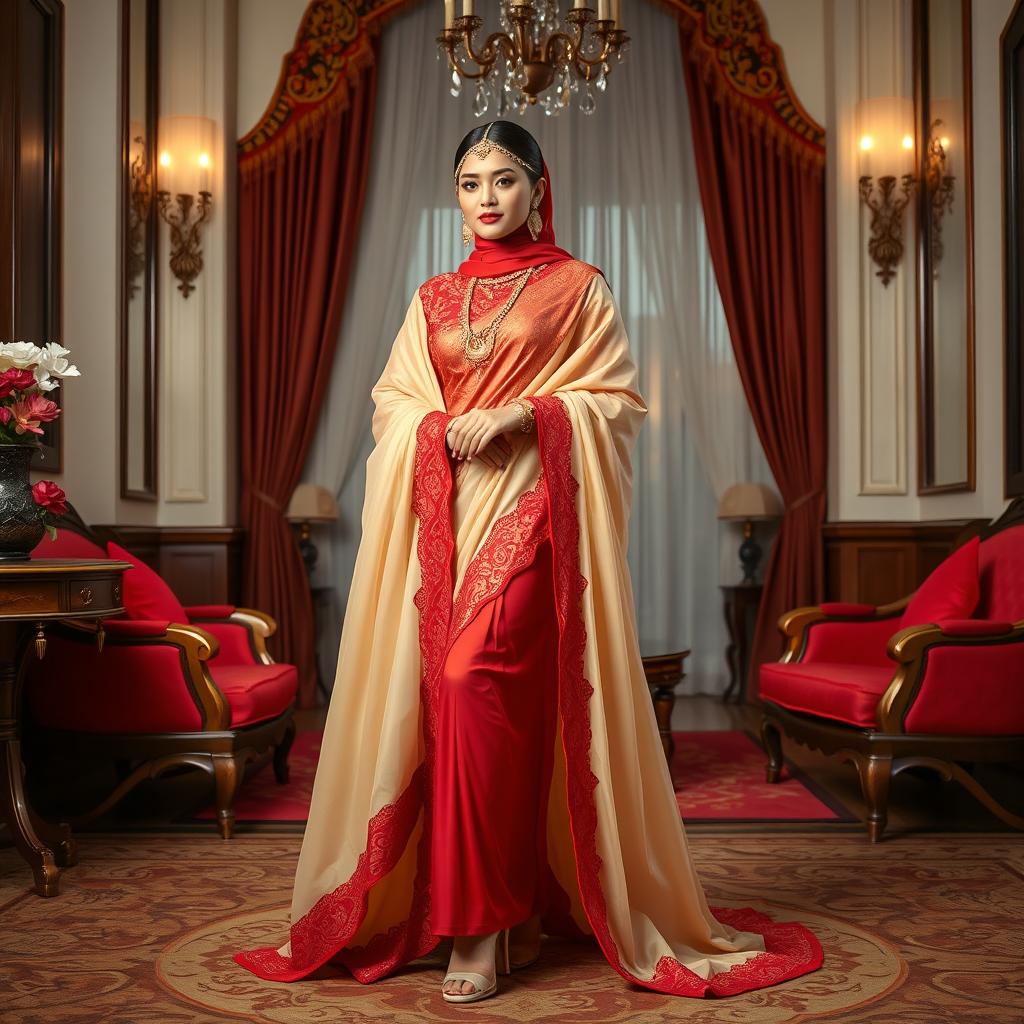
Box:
[234,120,822,1003]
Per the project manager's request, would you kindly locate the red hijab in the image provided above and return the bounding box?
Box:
[457,157,604,281]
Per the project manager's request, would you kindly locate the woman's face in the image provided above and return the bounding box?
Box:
[456,147,545,242]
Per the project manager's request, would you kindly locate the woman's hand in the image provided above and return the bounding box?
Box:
[445,405,521,464]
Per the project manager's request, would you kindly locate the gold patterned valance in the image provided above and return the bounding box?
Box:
[238,0,409,168]
[650,0,826,164]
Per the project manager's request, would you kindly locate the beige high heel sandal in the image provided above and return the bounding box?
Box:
[441,929,511,1004]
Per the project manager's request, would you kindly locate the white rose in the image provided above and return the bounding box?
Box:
[0,341,42,368]
[37,342,80,378]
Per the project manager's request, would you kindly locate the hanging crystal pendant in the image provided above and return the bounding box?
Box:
[595,61,608,92]
[515,91,529,115]
[473,80,489,117]
[496,83,509,116]
[579,84,596,115]
[450,68,463,98]
[512,59,528,89]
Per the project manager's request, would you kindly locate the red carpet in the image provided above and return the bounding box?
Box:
[189,729,850,825]
[671,730,849,821]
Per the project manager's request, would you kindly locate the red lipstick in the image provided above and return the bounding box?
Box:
[478,213,503,223]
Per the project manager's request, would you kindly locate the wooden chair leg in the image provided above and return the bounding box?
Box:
[212,753,240,840]
[274,719,296,785]
[761,717,784,783]
[855,753,893,843]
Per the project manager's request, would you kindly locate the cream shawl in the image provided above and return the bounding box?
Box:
[234,271,822,996]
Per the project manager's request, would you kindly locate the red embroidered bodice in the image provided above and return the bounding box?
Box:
[418,259,600,415]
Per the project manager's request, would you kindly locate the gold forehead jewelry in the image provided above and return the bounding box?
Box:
[455,122,541,183]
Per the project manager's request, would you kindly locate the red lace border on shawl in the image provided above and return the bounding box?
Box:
[530,393,823,997]
[234,402,822,995]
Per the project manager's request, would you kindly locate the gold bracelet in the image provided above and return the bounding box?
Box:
[511,398,535,433]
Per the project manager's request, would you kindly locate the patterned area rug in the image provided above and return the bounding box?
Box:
[1,834,1020,1023]
[185,729,853,825]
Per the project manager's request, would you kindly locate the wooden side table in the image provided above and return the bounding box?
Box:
[721,583,763,703]
[0,558,129,896]
[639,641,690,771]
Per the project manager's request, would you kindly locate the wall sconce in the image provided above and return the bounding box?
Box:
[856,97,916,287]
[924,116,955,268]
[156,115,215,298]
[127,124,153,299]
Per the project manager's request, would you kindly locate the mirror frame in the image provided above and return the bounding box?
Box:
[119,0,159,501]
[912,0,976,495]
[1004,0,1024,498]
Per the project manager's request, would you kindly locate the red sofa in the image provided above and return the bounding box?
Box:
[23,510,297,838]
[759,499,1024,841]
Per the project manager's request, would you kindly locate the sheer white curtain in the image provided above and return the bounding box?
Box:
[302,0,774,695]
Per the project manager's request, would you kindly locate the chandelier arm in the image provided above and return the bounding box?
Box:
[571,31,614,71]
[542,28,581,67]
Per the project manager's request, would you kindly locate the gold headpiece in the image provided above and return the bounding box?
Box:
[454,122,541,183]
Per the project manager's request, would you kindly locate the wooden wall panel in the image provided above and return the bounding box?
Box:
[97,525,244,605]
[823,520,984,605]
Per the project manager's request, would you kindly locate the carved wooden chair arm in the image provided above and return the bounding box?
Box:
[878,619,1024,732]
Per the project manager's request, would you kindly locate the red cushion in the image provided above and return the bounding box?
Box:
[32,529,107,560]
[899,536,980,629]
[759,661,894,729]
[106,541,189,624]
[210,663,297,728]
[26,635,204,733]
[976,525,1024,622]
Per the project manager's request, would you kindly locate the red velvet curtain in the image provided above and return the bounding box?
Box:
[238,32,380,707]
[678,18,828,697]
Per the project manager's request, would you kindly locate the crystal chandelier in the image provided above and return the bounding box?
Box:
[437,1,630,118]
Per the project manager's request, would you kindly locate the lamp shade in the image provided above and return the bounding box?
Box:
[286,484,338,523]
[157,115,215,195]
[855,95,915,178]
[717,482,783,521]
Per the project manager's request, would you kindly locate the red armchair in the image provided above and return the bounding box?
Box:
[23,508,297,838]
[759,499,1024,841]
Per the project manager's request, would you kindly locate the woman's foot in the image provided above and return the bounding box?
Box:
[442,931,502,998]
[508,913,542,969]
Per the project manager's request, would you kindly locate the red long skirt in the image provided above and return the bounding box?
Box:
[430,536,559,936]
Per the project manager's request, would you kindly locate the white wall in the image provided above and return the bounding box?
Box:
[761,0,828,128]
[237,0,307,137]
[826,0,1011,523]
[53,0,121,524]
[55,0,238,527]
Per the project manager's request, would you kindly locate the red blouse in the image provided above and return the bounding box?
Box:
[418,259,600,415]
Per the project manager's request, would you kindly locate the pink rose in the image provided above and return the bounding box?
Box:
[10,393,60,435]
[32,480,67,516]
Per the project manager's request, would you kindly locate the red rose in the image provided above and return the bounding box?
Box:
[32,480,67,516]
[0,368,38,399]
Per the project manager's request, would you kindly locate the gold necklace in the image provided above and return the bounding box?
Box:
[460,265,538,367]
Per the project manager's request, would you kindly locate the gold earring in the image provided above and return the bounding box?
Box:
[527,199,542,241]
[462,217,473,246]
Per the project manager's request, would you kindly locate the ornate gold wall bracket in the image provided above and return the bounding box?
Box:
[924,120,955,268]
[156,190,213,298]
[858,173,917,286]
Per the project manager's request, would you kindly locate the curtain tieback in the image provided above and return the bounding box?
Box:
[785,488,824,514]
[247,484,285,514]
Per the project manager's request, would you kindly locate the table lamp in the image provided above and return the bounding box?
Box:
[717,482,783,583]
[286,484,339,574]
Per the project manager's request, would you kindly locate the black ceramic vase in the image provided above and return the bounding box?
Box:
[0,444,45,561]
